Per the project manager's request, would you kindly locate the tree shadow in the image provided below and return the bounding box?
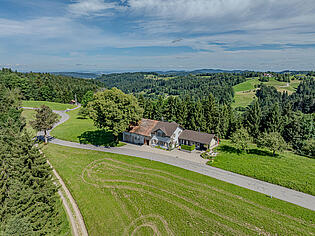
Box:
[77,116,88,120]
[78,130,118,147]
[248,148,276,157]
[219,145,242,154]
[219,145,281,158]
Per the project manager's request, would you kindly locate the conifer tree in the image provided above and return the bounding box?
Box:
[243,100,262,139]
[202,94,219,134]
[263,103,283,133]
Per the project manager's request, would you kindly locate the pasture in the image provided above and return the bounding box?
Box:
[22,100,76,110]
[232,78,301,108]
[43,144,315,236]
[210,140,315,195]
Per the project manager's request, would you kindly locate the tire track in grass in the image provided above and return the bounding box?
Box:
[85,158,312,233]
[82,159,271,235]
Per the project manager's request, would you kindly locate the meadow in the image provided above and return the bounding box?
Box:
[210,140,315,195]
[43,144,315,236]
[51,108,125,147]
[22,100,76,110]
[232,77,301,108]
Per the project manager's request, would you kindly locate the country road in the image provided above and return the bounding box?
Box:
[25,106,315,213]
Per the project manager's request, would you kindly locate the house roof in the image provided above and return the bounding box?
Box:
[179,130,214,145]
[152,121,180,137]
[128,119,159,137]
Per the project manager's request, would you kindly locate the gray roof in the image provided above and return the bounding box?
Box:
[179,130,214,145]
[152,121,180,137]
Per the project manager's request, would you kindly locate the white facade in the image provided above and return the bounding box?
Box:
[151,127,183,149]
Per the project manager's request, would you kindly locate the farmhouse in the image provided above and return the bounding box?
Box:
[123,118,217,151]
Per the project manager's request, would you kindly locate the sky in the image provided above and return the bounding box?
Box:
[0,0,315,72]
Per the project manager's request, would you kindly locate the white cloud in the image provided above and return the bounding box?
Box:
[68,0,120,16]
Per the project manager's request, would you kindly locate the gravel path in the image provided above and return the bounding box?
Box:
[27,105,315,212]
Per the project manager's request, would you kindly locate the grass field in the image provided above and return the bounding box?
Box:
[51,108,125,147]
[232,91,256,108]
[22,101,76,110]
[210,140,315,195]
[43,144,315,235]
[232,78,301,108]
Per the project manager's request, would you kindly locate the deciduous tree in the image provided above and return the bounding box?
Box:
[231,127,252,153]
[30,105,58,143]
[88,88,143,142]
[257,132,287,156]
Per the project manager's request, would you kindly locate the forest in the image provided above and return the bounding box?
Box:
[97,72,247,104]
[0,68,101,103]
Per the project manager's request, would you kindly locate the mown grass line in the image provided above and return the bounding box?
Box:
[43,144,315,236]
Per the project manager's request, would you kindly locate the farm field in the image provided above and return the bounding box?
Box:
[232,77,301,108]
[22,100,76,110]
[51,108,125,147]
[210,140,315,195]
[43,144,315,236]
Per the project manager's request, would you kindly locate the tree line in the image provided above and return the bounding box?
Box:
[0,68,101,103]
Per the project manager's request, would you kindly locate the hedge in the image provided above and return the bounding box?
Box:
[181,144,196,151]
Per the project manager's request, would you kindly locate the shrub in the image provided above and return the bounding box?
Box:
[181,144,195,151]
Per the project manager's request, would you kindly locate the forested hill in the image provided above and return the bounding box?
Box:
[96,72,248,104]
[0,68,101,103]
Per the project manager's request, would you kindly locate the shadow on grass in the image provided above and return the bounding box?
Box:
[78,130,119,147]
[77,116,88,120]
[219,145,280,158]
[219,145,242,154]
[248,148,278,158]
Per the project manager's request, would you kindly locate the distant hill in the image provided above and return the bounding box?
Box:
[52,72,99,79]
[154,68,249,76]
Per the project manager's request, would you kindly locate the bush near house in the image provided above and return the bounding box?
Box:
[181,144,195,151]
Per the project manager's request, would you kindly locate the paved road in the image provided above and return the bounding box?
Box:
[30,106,315,211]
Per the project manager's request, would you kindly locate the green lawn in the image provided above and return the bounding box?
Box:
[22,101,76,110]
[232,78,301,108]
[43,144,315,236]
[51,108,125,147]
[210,140,315,195]
[233,77,260,92]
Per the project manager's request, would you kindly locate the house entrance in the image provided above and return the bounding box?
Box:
[146,139,150,145]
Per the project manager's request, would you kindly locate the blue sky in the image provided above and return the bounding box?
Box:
[0,0,315,72]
